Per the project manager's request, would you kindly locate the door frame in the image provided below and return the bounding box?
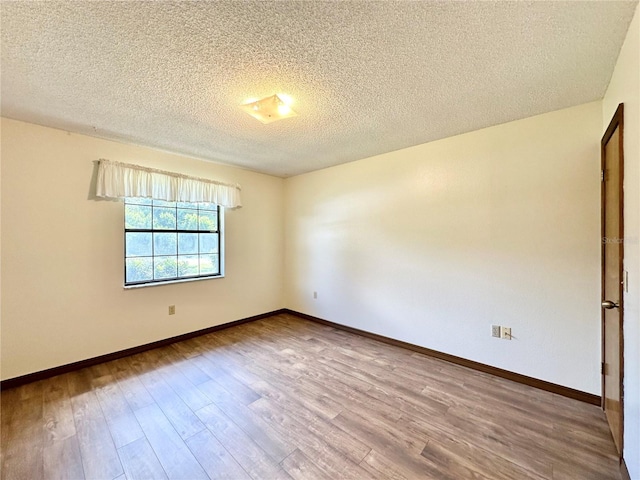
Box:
[600,102,624,459]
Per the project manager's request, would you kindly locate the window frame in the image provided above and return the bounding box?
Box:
[123,198,224,287]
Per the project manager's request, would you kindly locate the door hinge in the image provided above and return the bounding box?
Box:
[601,170,605,182]
[601,362,605,375]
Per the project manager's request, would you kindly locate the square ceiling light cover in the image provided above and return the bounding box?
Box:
[240,94,297,124]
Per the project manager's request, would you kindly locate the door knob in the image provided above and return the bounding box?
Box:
[602,300,619,309]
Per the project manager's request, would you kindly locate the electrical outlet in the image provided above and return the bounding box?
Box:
[491,325,501,338]
[168,305,176,315]
[501,327,512,340]
[313,291,318,299]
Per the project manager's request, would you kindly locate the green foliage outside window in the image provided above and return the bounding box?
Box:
[124,198,221,285]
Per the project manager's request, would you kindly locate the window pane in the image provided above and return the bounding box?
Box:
[178,255,199,277]
[199,233,219,254]
[152,199,174,207]
[153,207,176,230]
[178,233,198,254]
[177,201,199,209]
[124,200,222,285]
[199,254,219,275]
[126,197,152,206]
[126,257,153,283]
[126,232,152,257]
[154,232,177,255]
[177,209,198,230]
[198,202,217,211]
[154,256,177,279]
[198,210,218,231]
[125,205,152,229]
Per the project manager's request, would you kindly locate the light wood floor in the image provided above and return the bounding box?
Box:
[1,313,621,480]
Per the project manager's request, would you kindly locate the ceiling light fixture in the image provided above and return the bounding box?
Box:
[240,94,297,124]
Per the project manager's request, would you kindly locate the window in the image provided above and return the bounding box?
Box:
[124,198,223,286]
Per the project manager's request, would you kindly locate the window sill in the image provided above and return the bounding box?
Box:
[123,274,224,289]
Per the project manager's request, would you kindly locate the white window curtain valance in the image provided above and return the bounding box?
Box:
[96,159,242,209]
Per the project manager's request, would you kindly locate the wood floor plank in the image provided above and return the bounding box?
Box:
[107,357,155,411]
[244,350,304,382]
[451,401,618,475]
[197,379,296,463]
[293,352,376,394]
[43,434,85,480]
[250,379,371,463]
[249,397,375,480]
[167,336,204,359]
[1,388,44,480]
[0,388,18,475]
[298,368,405,427]
[249,375,341,422]
[157,361,213,412]
[0,314,622,480]
[317,347,425,394]
[320,352,449,421]
[133,403,208,480]
[195,402,292,480]
[278,347,415,428]
[189,355,261,405]
[552,460,622,480]
[447,402,615,475]
[420,437,535,480]
[199,346,265,386]
[334,409,482,480]
[332,407,426,457]
[247,363,344,420]
[89,362,113,379]
[281,449,333,480]
[424,423,547,480]
[42,375,76,446]
[360,449,415,480]
[196,333,255,367]
[93,374,145,448]
[184,428,252,480]
[256,350,380,421]
[67,371,123,480]
[127,353,206,440]
[553,423,619,458]
[401,409,554,477]
[365,382,450,422]
[164,345,211,383]
[118,436,168,480]
[414,406,556,476]
[17,379,45,400]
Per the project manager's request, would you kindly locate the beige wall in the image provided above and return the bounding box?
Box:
[284,101,603,394]
[603,4,640,477]
[0,118,284,380]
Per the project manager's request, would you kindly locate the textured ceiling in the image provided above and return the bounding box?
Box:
[1,1,637,177]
